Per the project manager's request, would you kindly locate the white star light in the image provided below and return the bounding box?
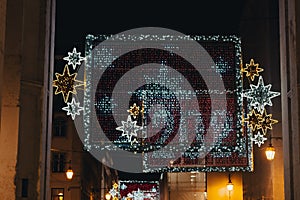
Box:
[62,97,83,120]
[116,115,142,142]
[133,189,144,200]
[120,183,127,190]
[63,47,86,70]
[243,76,280,113]
[109,188,117,197]
[251,131,267,147]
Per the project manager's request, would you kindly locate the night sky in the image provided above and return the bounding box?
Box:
[55,0,244,55]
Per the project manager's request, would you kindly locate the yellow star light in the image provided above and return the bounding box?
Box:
[244,109,263,132]
[242,59,264,81]
[127,103,140,119]
[53,65,84,103]
[113,183,119,189]
[259,109,278,135]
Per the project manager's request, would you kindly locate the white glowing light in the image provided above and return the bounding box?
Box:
[116,115,142,142]
[251,131,267,147]
[243,76,280,114]
[62,97,83,120]
[63,47,86,70]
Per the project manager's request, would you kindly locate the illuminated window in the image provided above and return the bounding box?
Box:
[52,152,66,172]
[53,117,67,137]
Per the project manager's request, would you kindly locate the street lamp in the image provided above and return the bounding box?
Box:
[226,174,233,191]
[265,144,276,161]
[58,192,64,200]
[66,166,74,180]
[265,136,281,161]
[65,160,74,180]
[105,192,111,200]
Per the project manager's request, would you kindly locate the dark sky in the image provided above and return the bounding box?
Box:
[55,0,244,54]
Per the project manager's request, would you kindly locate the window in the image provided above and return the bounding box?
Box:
[53,117,66,137]
[52,152,66,172]
[21,178,28,197]
[51,188,64,200]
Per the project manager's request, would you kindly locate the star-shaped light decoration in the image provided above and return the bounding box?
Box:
[62,97,84,120]
[53,65,84,103]
[259,109,278,135]
[116,115,142,142]
[133,189,144,200]
[120,183,127,190]
[108,183,120,199]
[63,47,86,70]
[242,58,264,81]
[109,188,118,198]
[243,76,280,114]
[244,109,262,132]
[251,131,267,147]
[113,183,119,189]
[127,103,140,119]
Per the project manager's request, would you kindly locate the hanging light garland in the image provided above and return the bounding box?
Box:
[241,59,280,148]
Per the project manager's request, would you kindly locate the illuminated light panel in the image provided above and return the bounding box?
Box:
[118,180,160,200]
[84,34,252,172]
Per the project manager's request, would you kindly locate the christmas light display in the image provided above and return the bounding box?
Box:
[259,109,278,135]
[52,28,282,177]
[127,103,141,119]
[242,59,280,148]
[82,33,252,172]
[62,97,84,120]
[63,47,86,70]
[251,131,267,147]
[119,180,160,200]
[106,181,160,200]
[116,115,143,143]
[53,64,84,103]
[243,75,280,114]
[242,58,263,81]
[244,109,262,132]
